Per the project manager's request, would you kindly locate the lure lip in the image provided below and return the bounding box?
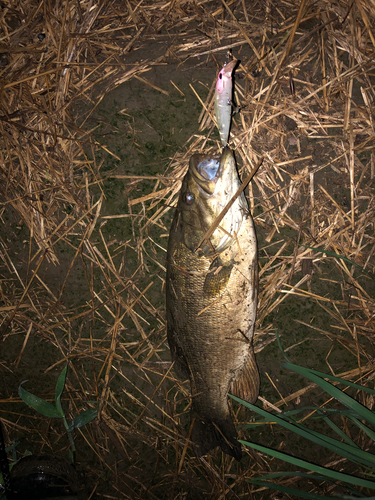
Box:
[219,59,237,79]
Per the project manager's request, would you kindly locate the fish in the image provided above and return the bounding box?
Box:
[214,59,237,147]
[166,146,259,460]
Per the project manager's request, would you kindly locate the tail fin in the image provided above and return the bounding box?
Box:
[191,415,242,461]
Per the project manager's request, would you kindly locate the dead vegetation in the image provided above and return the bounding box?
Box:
[0,0,375,498]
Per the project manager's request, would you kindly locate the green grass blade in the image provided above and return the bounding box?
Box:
[275,329,291,362]
[276,331,375,396]
[231,396,375,467]
[244,407,356,427]
[299,244,374,281]
[294,427,374,468]
[322,416,360,449]
[55,363,68,417]
[19,382,61,419]
[285,364,375,396]
[349,416,375,442]
[281,363,375,426]
[0,463,16,486]
[255,471,326,481]
[281,407,356,419]
[68,408,98,432]
[284,423,371,465]
[240,440,375,489]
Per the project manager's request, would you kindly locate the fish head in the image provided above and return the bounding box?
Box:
[178,147,247,256]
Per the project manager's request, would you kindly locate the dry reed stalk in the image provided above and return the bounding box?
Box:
[1,0,375,498]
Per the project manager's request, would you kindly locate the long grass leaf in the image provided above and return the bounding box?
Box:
[275,329,291,362]
[285,364,375,395]
[244,407,356,426]
[322,416,360,449]
[299,244,374,281]
[255,471,327,481]
[231,396,375,467]
[282,407,355,419]
[349,416,375,442]
[281,363,375,426]
[275,332,375,396]
[284,424,373,466]
[55,363,68,417]
[240,440,375,489]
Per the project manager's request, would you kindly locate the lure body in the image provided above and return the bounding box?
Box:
[214,59,237,147]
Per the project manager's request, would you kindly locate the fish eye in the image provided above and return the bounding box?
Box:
[219,73,222,80]
[184,193,195,205]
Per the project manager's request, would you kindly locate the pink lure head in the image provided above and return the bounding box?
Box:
[216,60,237,94]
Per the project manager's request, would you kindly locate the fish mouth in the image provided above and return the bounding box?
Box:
[190,147,235,195]
[197,158,220,181]
[190,154,221,195]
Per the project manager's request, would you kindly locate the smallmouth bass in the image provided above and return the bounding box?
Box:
[166,147,259,460]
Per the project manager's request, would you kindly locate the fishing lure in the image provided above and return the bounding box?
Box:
[214,59,237,147]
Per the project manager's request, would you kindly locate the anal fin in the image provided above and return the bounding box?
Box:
[229,347,260,404]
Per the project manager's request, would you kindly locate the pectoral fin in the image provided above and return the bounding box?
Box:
[203,257,233,296]
[229,347,260,404]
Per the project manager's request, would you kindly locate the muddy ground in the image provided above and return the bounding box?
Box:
[1,12,375,500]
